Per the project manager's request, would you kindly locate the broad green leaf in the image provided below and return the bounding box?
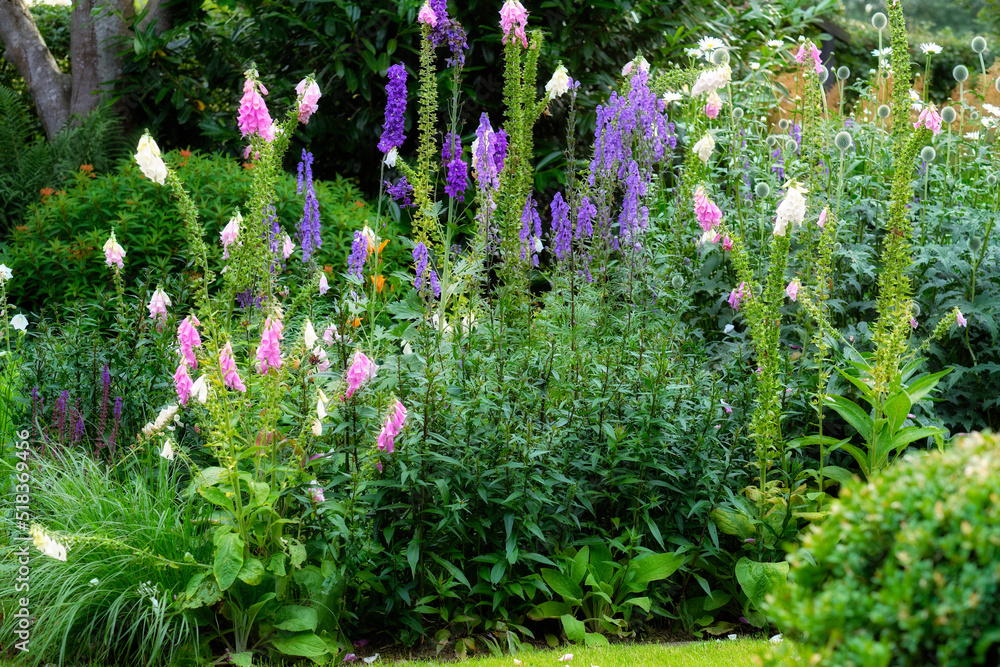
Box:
[838,442,871,477]
[891,426,943,453]
[884,390,911,434]
[560,614,586,643]
[819,465,856,486]
[734,557,789,612]
[528,600,573,620]
[584,632,610,647]
[622,596,651,613]
[270,631,328,657]
[237,557,265,586]
[229,652,253,667]
[407,539,420,578]
[274,605,318,632]
[198,485,234,512]
[214,532,244,592]
[541,568,584,602]
[826,395,874,444]
[710,507,756,540]
[628,552,683,590]
[905,368,951,405]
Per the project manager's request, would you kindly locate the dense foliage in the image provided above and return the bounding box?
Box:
[764,431,1000,666]
[1,0,1000,664]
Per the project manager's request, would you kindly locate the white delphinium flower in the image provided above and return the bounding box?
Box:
[0,264,11,281]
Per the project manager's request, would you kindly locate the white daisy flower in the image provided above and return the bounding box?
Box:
[686,47,703,59]
[766,39,784,48]
[920,43,942,55]
[698,36,726,52]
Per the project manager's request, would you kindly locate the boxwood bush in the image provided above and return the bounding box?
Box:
[764,432,1000,666]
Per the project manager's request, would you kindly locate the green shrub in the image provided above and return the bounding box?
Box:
[9,149,385,314]
[765,432,1000,666]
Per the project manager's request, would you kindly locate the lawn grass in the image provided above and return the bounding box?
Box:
[383,639,769,666]
[0,640,771,666]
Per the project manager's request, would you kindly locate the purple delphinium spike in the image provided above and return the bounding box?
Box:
[520,196,542,267]
[442,132,468,200]
[427,0,469,67]
[577,196,596,240]
[550,192,572,261]
[348,231,367,278]
[386,177,414,207]
[378,64,408,155]
[412,242,442,298]
[297,150,322,262]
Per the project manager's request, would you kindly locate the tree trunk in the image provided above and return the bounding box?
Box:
[0,0,71,139]
[0,0,145,140]
[70,0,135,119]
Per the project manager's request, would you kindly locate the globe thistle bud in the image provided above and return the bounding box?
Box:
[778,118,790,131]
[954,64,969,82]
[834,131,853,151]
[819,66,830,84]
[766,135,778,148]
[833,242,843,252]
[972,36,988,54]
[671,275,685,289]
[786,138,799,152]
[711,48,730,66]
[732,107,744,120]
[877,105,891,119]
[970,236,983,252]
[995,76,1000,93]
[755,182,771,198]
[837,66,850,81]
[911,302,922,318]
[941,106,957,124]
[920,146,936,162]
[987,173,998,186]
[871,12,887,30]
[971,110,981,121]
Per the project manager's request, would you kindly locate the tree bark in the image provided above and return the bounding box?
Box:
[0,0,71,139]
[70,0,134,118]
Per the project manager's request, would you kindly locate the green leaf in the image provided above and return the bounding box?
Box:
[826,395,874,444]
[287,538,307,570]
[269,552,287,576]
[891,426,943,453]
[180,571,222,609]
[238,557,265,586]
[905,368,951,404]
[198,485,234,512]
[710,507,756,540]
[819,465,856,486]
[622,596,651,613]
[734,557,789,613]
[560,614,586,643]
[628,552,683,590]
[884,390,911,434]
[584,632,610,647]
[541,568,584,602]
[229,652,254,667]
[528,600,573,620]
[273,605,319,632]
[407,539,420,578]
[214,532,245,591]
[270,631,329,658]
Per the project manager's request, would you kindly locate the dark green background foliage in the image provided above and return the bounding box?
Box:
[8,149,383,314]
[767,431,1000,666]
